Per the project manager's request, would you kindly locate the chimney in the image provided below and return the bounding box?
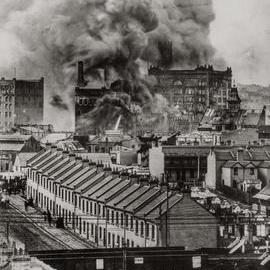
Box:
[129,173,139,185]
[89,161,97,170]
[160,181,168,192]
[57,148,63,155]
[51,145,58,153]
[120,171,129,181]
[82,159,89,168]
[104,165,112,177]
[62,150,69,158]
[139,176,149,186]
[77,61,85,87]
[97,163,104,173]
[68,153,76,161]
[75,156,82,164]
[149,178,159,188]
[112,168,120,178]
[236,148,244,161]
[45,143,52,149]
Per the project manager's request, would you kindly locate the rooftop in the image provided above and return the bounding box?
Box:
[27,146,217,221]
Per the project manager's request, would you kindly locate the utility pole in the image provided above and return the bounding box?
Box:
[165,173,169,247]
[6,221,10,244]
[96,202,99,247]
[105,204,108,248]
[122,215,127,270]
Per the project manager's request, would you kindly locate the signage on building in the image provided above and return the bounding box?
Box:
[96,259,104,270]
[134,257,144,264]
[192,256,201,269]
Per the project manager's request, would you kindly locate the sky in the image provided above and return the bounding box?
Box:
[211,0,270,86]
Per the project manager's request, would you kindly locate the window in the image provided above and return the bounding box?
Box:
[82,199,85,212]
[135,220,139,235]
[86,201,89,213]
[250,168,254,175]
[151,225,155,240]
[233,167,238,176]
[120,213,124,227]
[90,201,93,214]
[112,234,115,247]
[111,211,114,224]
[125,214,128,228]
[116,212,119,225]
[146,223,149,238]
[130,216,134,230]
[108,232,111,245]
[91,223,94,236]
[99,227,102,239]
[140,222,144,237]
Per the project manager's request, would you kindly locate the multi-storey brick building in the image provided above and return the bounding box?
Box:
[26,145,219,250]
[0,78,15,131]
[148,65,233,124]
[0,77,44,131]
[14,78,44,126]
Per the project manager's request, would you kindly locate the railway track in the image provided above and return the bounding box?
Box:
[0,204,68,250]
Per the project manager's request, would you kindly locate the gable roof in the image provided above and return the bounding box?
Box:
[15,152,37,167]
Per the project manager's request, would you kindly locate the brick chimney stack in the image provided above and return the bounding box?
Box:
[236,148,244,161]
[77,61,86,87]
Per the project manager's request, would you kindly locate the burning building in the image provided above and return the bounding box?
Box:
[149,65,234,126]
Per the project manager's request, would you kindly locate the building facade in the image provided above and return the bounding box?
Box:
[26,146,219,250]
[14,78,44,126]
[148,65,233,124]
[0,77,44,131]
[0,78,15,131]
[0,134,41,172]
[206,146,270,191]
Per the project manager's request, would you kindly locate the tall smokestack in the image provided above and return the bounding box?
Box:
[77,61,85,87]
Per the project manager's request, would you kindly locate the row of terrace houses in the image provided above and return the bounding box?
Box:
[26,145,219,250]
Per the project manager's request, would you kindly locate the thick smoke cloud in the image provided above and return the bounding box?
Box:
[0,0,218,131]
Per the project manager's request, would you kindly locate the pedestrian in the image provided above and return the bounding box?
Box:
[47,209,52,227]
[43,210,47,221]
[24,200,28,212]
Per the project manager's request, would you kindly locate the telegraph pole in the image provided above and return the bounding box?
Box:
[165,173,169,247]
[105,203,108,248]
[6,221,10,244]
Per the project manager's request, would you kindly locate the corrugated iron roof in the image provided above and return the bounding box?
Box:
[0,143,25,152]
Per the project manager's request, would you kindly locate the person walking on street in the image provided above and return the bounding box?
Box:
[24,200,28,212]
[43,210,47,221]
[47,209,52,227]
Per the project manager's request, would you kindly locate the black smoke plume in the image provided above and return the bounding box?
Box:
[0,0,220,131]
[50,94,69,111]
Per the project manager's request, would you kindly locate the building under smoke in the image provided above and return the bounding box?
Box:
[0,77,44,131]
[75,61,110,133]
[149,65,234,126]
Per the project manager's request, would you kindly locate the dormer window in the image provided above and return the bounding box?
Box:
[250,168,254,175]
[233,167,238,176]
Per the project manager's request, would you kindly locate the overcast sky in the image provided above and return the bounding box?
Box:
[211,0,270,86]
